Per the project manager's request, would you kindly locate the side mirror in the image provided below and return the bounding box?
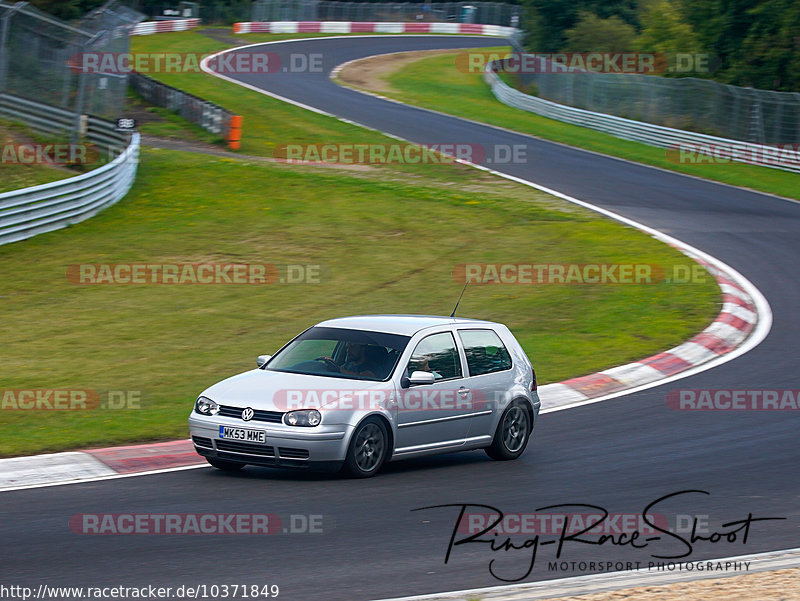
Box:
[256,354,272,368]
[408,370,436,385]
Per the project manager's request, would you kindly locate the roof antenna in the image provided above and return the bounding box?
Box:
[450,281,469,318]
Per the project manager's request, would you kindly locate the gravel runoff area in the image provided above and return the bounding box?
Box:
[494,569,800,601]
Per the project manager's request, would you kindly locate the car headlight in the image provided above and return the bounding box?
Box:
[284,409,321,427]
[195,396,219,416]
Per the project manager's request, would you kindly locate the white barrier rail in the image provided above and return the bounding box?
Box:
[132,18,200,35]
[484,63,800,173]
[234,21,518,36]
[0,133,139,246]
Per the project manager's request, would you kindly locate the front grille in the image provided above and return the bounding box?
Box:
[192,436,213,449]
[218,405,284,423]
[215,439,275,457]
[278,447,310,460]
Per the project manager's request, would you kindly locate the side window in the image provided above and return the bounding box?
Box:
[459,329,512,376]
[407,332,462,380]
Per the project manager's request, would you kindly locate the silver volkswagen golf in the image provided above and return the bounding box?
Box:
[189,315,540,477]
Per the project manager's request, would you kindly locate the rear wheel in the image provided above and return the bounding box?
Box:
[342,417,388,478]
[206,458,245,471]
[486,400,531,461]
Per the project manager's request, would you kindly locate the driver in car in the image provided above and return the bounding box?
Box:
[340,342,377,378]
[318,342,377,378]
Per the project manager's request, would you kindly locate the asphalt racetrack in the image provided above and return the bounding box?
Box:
[3,36,798,600]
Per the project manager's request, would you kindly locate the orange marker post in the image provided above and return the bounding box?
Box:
[227,115,243,150]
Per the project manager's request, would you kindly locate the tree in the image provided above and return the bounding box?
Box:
[729,0,800,91]
[564,11,638,51]
[636,0,702,54]
[27,0,104,21]
[520,0,639,52]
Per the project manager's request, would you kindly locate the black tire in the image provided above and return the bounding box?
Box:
[206,457,245,471]
[341,417,389,478]
[485,400,532,461]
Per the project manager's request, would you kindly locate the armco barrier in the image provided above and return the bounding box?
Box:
[484,62,800,173]
[132,18,200,35]
[0,93,127,148]
[233,21,517,36]
[0,95,139,247]
[0,134,138,246]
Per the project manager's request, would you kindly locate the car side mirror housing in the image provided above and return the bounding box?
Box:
[256,354,272,368]
[408,370,436,385]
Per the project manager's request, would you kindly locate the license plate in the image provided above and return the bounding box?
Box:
[218,426,266,443]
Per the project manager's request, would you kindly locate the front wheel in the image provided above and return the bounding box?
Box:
[206,458,245,471]
[341,417,388,478]
[485,401,531,461]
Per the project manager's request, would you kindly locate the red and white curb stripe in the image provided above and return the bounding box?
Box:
[540,246,758,410]
[233,21,518,37]
[0,441,202,491]
[131,18,200,36]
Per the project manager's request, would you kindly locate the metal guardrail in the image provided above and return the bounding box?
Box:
[484,63,800,173]
[0,130,139,246]
[0,93,127,148]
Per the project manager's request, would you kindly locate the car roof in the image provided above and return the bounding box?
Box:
[314,315,501,336]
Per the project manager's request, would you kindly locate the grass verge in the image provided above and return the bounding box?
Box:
[0,119,76,193]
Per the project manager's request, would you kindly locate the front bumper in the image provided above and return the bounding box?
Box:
[189,414,352,470]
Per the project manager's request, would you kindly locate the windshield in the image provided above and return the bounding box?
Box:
[266,326,410,381]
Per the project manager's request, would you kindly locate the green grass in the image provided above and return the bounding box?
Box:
[0,163,69,194]
[0,31,719,456]
[340,47,799,200]
[0,120,75,193]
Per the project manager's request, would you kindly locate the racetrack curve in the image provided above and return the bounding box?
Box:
[3,36,799,600]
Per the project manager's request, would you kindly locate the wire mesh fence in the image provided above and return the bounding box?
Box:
[251,0,522,27]
[0,0,144,140]
[504,36,800,145]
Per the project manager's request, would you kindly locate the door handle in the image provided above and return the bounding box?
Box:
[458,387,470,396]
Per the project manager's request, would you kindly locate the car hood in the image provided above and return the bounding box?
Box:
[200,368,395,412]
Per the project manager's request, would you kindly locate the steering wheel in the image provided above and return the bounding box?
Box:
[316,357,340,372]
